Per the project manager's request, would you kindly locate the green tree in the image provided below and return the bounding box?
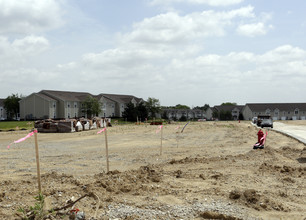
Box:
[174,104,190,109]
[221,102,237,106]
[194,104,210,111]
[145,97,161,119]
[81,96,101,118]
[122,102,137,121]
[137,102,148,121]
[161,110,169,120]
[179,115,187,121]
[4,94,21,120]
[122,102,149,122]
[220,110,232,120]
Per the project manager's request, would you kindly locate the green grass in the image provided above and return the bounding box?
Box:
[0,121,34,131]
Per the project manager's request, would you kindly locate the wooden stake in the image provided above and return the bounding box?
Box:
[104,128,109,173]
[160,126,163,155]
[34,129,42,193]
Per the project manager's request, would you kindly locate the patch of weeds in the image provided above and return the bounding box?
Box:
[17,193,49,220]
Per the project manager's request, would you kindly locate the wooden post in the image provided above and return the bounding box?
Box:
[104,128,109,173]
[160,126,163,155]
[34,130,42,193]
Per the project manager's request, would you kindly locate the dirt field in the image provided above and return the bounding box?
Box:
[0,121,305,219]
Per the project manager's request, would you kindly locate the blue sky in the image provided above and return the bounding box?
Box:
[1,0,306,107]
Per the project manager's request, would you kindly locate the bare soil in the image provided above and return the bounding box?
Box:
[0,121,305,219]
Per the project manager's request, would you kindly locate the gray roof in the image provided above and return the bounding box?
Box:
[35,93,57,101]
[246,103,306,112]
[40,90,93,102]
[99,94,143,104]
[213,105,244,112]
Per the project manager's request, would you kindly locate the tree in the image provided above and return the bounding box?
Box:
[220,110,232,120]
[81,96,101,118]
[145,97,161,119]
[179,115,187,121]
[122,102,149,122]
[122,102,137,121]
[161,110,169,120]
[136,102,148,121]
[194,104,210,111]
[221,102,237,106]
[4,94,21,120]
[174,104,190,109]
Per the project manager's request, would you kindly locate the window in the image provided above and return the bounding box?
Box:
[294,110,299,115]
[67,102,70,108]
[68,113,70,118]
[74,102,77,108]
[53,102,56,108]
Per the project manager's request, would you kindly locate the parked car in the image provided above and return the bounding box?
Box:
[252,117,258,124]
[261,119,273,128]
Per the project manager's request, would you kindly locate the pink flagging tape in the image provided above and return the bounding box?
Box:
[156,125,163,134]
[7,130,37,149]
[97,128,106,134]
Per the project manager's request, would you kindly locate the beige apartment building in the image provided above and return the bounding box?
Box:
[19,90,143,120]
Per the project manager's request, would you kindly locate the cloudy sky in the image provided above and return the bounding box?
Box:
[0,0,305,107]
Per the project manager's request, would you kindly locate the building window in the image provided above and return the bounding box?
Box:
[67,102,70,108]
[74,102,77,108]
[68,113,70,118]
[53,102,56,108]
[294,110,299,115]
[288,111,290,114]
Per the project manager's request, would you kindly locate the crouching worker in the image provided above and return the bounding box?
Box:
[253,129,265,149]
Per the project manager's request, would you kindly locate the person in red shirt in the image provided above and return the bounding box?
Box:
[257,129,264,143]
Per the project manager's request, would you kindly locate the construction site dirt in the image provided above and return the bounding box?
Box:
[0,121,305,219]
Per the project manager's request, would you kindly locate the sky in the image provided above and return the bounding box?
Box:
[0,0,306,107]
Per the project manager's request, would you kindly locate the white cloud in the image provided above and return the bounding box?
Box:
[149,0,244,7]
[236,22,272,37]
[0,0,64,34]
[122,6,255,46]
[0,35,49,69]
[12,35,49,55]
